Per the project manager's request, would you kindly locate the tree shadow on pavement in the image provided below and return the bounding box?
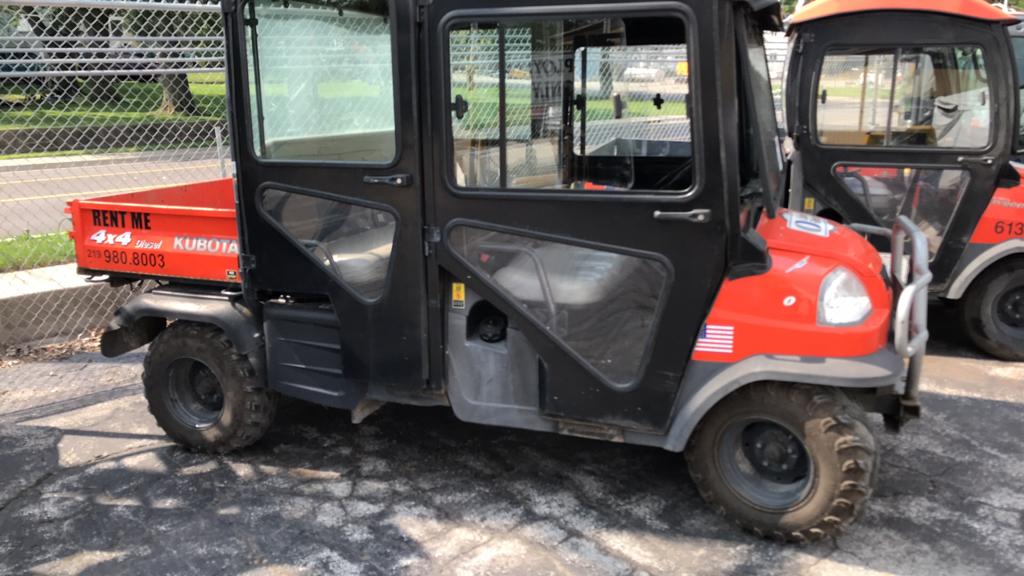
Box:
[0,377,1021,575]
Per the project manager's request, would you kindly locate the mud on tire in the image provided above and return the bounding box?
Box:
[143,321,277,453]
[685,382,878,543]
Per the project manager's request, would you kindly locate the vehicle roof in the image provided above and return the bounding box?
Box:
[790,0,1018,26]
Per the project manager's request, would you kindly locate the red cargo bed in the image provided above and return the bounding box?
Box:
[67,178,240,284]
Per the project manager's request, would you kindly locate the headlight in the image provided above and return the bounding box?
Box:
[818,266,872,326]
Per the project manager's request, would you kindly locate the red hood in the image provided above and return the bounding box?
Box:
[757,210,886,281]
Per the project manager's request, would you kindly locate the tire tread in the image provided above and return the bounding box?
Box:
[143,321,276,454]
[686,382,877,543]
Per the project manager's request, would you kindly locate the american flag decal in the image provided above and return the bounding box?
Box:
[695,324,735,354]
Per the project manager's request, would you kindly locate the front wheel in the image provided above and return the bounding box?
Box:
[686,382,878,542]
[961,260,1024,361]
[143,321,277,453]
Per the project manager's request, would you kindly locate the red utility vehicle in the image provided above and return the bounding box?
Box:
[69,0,930,541]
[785,0,1024,359]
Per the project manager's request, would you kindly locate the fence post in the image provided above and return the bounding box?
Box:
[215,125,227,178]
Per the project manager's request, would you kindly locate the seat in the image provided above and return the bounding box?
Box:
[492,245,637,307]
[325,222,396,297]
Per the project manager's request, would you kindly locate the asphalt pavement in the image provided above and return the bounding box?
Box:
[0,151,230,238]
[0,306,1022,576]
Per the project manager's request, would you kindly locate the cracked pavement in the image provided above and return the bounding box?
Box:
[0,307,1022,576]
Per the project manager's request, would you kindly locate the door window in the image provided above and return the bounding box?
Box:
[244,0,397,163]
[834,165,970,257]
[816,46,991,149]
[448,226,668,385]
[447,16,694,192]
[261,189,397,300]
[1012,36,1024,152]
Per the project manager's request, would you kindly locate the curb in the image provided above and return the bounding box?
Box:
[0,264,124,346]
[0,147,227,173]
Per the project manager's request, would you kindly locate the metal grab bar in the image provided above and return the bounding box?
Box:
[891,216,932,412]
[852,217,932,408]
[891,215,932,359]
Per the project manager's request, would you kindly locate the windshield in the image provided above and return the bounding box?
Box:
[737,10,785,221]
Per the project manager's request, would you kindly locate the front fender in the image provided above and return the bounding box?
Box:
[625,349,903,452]
[945,240,1024,300]
[101,287,261,357]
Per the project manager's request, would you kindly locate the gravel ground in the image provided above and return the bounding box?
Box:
[0,307,1022,576]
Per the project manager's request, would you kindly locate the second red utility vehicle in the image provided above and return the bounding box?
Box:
[785,0,1024,359]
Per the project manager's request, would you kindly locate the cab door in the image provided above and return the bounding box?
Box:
[789,12,1017,288]
[224,0,427,400]
[423,0,733,432]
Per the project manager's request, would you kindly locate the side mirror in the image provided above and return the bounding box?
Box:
[452,94,469,120]
[613,93,624,119]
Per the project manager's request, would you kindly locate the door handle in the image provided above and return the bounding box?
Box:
[653,209,711,223]
[957,156,995,166]
[363,174,412,187]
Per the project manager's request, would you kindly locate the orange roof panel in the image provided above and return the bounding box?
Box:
[790,0,1017,25]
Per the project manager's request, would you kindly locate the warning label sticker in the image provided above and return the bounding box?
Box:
[451,282,466,310]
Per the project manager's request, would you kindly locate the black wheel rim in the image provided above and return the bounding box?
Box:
[167,358,224,429]
[716,417,814,511]
[995,285,1024,331]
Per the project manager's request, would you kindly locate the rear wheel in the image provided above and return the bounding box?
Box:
[143,321,277,453]
[686,382,877,542]
[962,260,1024,361]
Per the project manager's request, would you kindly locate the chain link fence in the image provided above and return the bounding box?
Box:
[0,0,227,348]
[0,0,791,351]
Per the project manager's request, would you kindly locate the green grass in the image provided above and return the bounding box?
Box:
[0,232,76,273]
[0,80,225,131]
[456,84,688,131]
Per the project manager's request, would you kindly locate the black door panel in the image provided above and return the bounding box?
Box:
[225,0,427,388]
[425,0,728,432]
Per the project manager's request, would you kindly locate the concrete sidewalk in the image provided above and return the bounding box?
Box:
[0,264,122,346]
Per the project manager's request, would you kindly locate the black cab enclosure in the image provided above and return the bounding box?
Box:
[228,0,763,433]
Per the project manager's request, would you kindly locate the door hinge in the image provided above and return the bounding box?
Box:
[239,253,256,272]
[417,0,433,22]
[423,226,441,256]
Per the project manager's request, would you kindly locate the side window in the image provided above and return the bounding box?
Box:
[244,0,396,163]
[834,165,970,258]
[260,189,397,301]
[573,44,691,157]
[448,16,694,193]
[1012,36,1024,152]
[448,226,668,385]
[816,46,991,149]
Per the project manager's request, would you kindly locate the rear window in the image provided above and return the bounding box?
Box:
[815,46,991,149]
